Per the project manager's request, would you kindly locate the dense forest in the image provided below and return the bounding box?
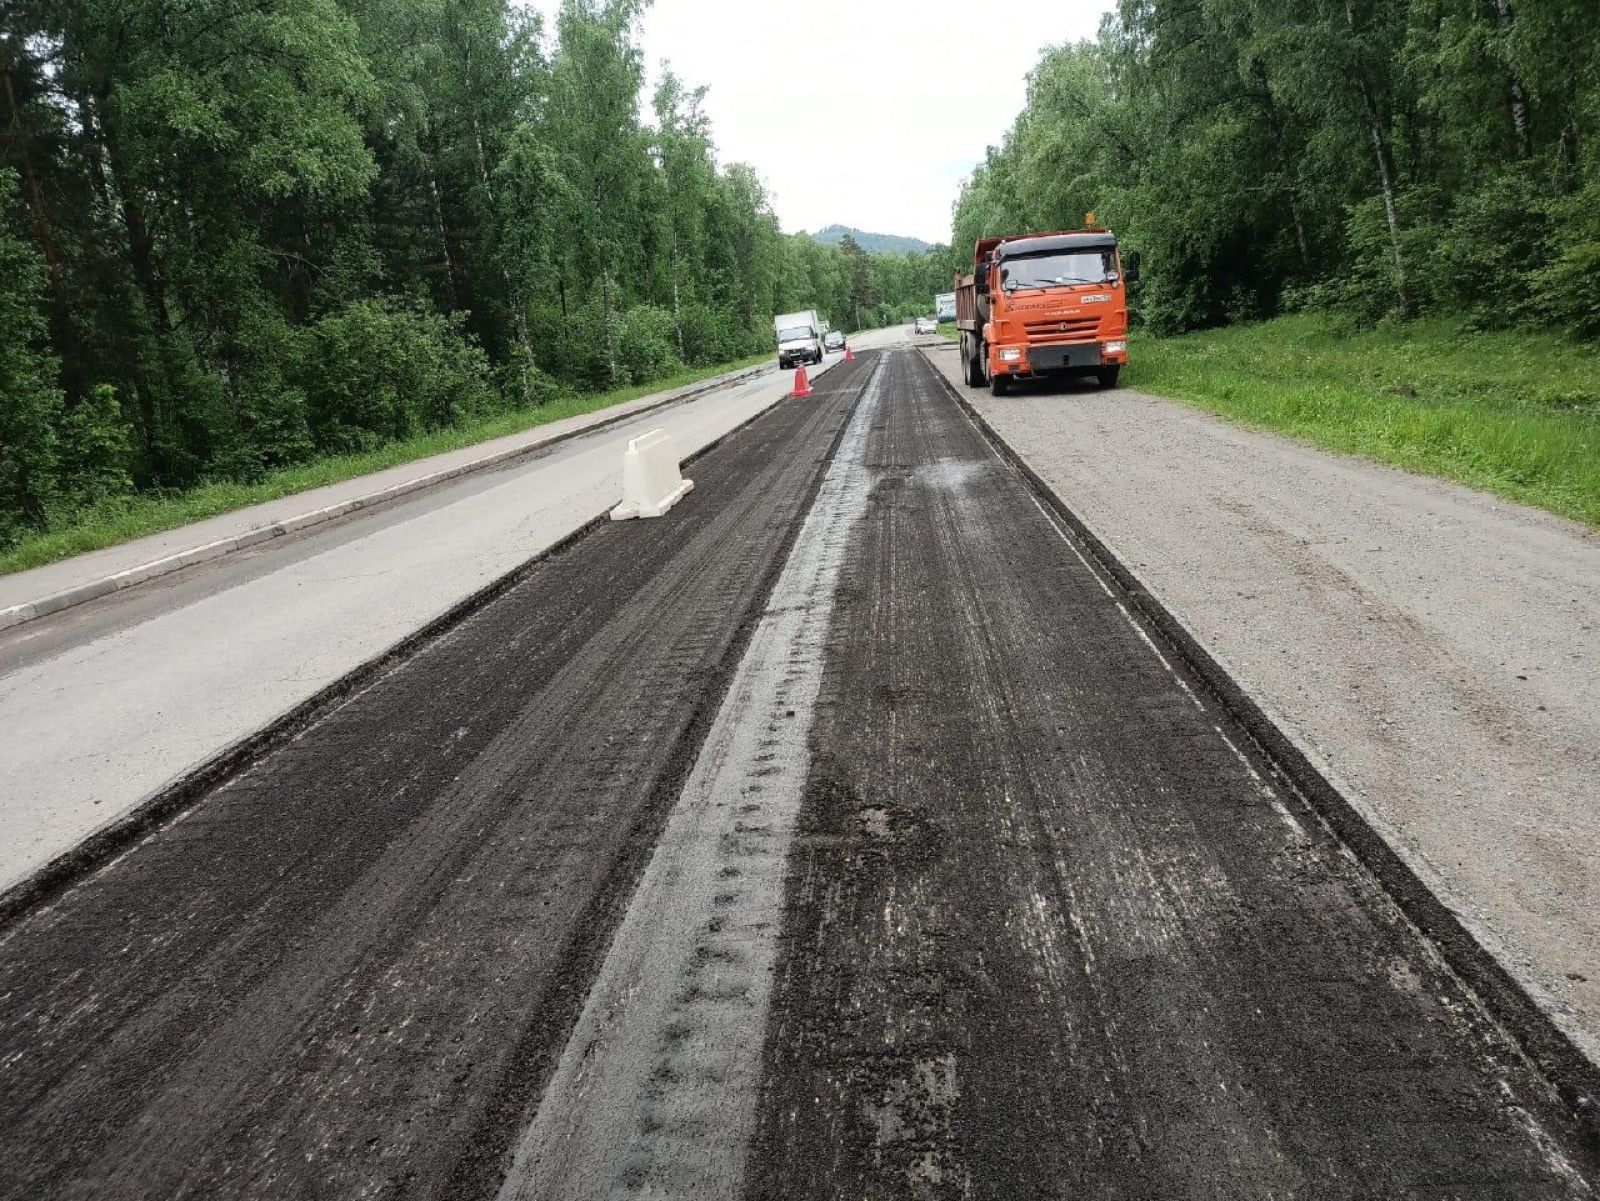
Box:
[0,0,948,550]
[955,0,1599,338]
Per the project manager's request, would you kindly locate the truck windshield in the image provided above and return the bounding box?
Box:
[1002,249,1116,291]
[778,327,812,342]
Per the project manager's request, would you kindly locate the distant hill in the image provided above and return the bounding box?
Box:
[812,224,933,256]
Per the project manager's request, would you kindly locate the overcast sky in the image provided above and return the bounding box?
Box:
[519,0,1115,246]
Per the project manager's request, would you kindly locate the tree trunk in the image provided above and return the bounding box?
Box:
[669,212,685,360]
[1253,63,1312,271]
[602,265,618,386]
[1490,0,1531,158]
[4,60,81,401]
[1345,0,1412,317]
[1363,94,1412,316]
[473,119,535,403]
[662,158,686,360]
[427,158,462,311]
[1557,71,1581,187]
[112,193,167,451]
[3,67,67,322]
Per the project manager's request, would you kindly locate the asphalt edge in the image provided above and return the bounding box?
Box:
[0,363,775,634]
[0,364,828,936]
[926,353,1600,1153]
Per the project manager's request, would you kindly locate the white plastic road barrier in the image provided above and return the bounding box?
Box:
[609,428,694,521]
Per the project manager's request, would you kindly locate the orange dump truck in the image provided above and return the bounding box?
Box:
[954,228,1136,395]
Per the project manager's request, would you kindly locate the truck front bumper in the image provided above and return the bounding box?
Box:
[994,339,1127,376]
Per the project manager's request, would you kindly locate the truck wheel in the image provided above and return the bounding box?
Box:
[990,373,1010,397]
[968,342,989,388]
[1097,365,1121,389]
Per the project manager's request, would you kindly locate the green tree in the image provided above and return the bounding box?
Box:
[0,169,64,540]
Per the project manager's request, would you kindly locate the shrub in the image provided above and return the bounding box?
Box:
[1333,190,1445,324]
[1433,170,1553,327]
[1528,183,1600,341]
[298,299,495,454]
[678,303,751,366]
[615,304,682,385]
[56,385,135,508]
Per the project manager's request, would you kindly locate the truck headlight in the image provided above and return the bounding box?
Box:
[1103,340,1127,354]
[999,348,1023,362]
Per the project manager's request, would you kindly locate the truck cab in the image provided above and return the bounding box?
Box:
[955,229,1135,394]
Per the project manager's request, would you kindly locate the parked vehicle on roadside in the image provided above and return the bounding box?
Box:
[954,223,1136,393]
[914,316,937,335]
[825,330,846,352]
[774,310,825,369]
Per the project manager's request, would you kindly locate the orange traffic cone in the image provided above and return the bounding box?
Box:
[844,344,855,362]
[791,364,812,399]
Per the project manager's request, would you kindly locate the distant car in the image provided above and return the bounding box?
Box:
[824,330,846,352]
[914,316,937,335]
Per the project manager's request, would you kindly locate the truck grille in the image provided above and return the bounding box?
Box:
[1025,316,1101,344]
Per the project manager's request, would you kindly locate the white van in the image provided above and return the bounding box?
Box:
[774,310,824,369]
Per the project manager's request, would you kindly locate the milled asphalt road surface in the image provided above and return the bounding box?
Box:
[2,346,1596,1199]
[0,359,874,1200]
[920,336,1600,1065]
[742,351,1596,1198]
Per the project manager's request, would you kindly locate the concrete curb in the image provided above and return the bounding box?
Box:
[0,363,774,633]
[920,344,1600,1152]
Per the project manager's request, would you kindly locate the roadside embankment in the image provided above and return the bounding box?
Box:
[1129,314,1600,528]
[922,337,1600,1065]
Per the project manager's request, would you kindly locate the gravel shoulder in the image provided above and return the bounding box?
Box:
[922,339,1600,1064]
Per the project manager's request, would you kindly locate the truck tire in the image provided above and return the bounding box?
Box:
[965,353,984,388]
[1097,365,1121,389]
[990,373,1010,397]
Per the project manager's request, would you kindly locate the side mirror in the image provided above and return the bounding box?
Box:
[1125,252,1142,286]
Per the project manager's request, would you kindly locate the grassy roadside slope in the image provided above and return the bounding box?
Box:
[1126,315,1599,527]
[0,355,770,578]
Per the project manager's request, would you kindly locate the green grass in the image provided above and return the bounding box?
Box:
[1126,314,1600,527]
[938,322,960,342]
[0,354,770,578]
